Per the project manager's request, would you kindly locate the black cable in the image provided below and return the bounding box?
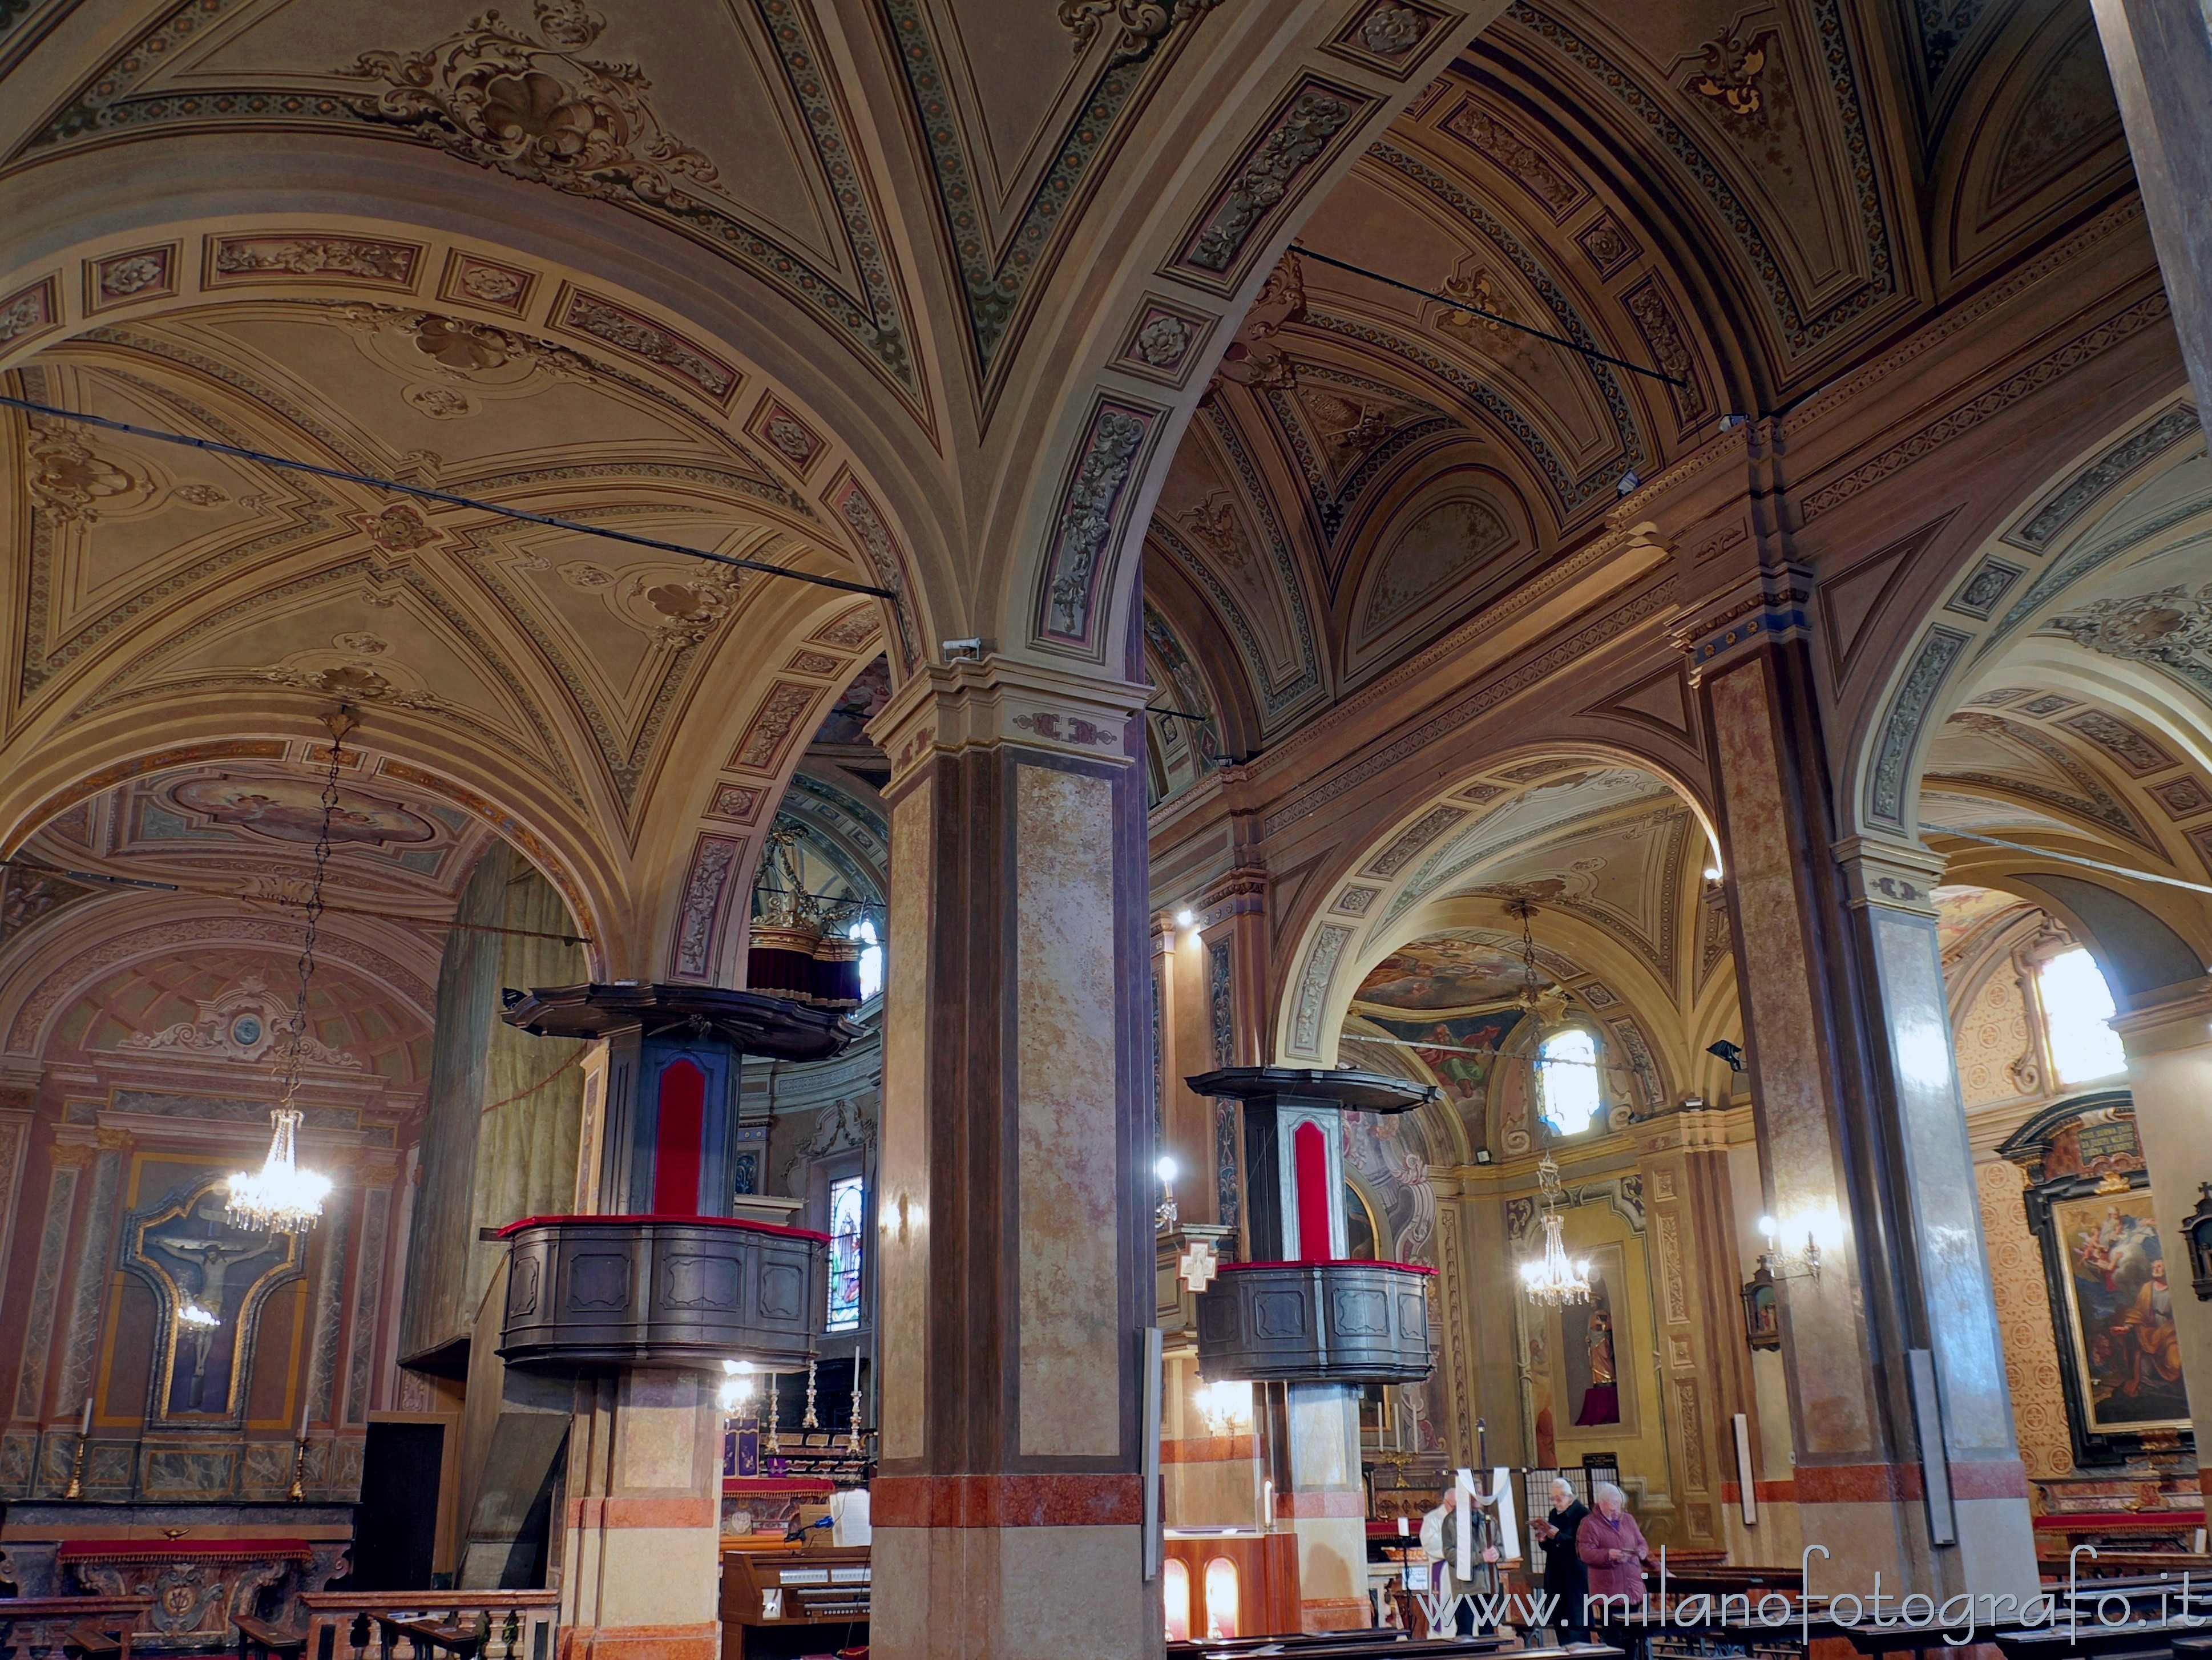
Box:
[0,391,900,601]
[1287,243,1691,390]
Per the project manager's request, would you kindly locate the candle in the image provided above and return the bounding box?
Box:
[79,1396,92,1437]
[297,1398,309,1441]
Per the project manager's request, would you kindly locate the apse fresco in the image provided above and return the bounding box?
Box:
[2056,1192,2189,1431]
[1351,936,1549,1011]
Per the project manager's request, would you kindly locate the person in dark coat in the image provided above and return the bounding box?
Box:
[1532,1477,1589,1643]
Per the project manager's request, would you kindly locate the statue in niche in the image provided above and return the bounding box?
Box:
[127,1180,300,1421]
[1565,1281,1621,1427]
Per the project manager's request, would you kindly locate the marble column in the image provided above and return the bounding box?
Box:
[2093,0,2212,415]
[866,657,1156,1660]
[2109,974,2212,1501]
[1692,589,2036,1601]
[557,1368,725,1660]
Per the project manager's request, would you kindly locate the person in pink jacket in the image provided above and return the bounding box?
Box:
[1576,1481,1650,1656]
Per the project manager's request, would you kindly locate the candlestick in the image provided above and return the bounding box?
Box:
[802,1357,818,1430]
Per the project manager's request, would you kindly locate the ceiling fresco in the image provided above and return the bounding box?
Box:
[1351,934,1551,1012]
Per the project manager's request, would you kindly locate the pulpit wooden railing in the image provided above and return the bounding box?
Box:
[0,1598,151,1660]
[298,1593,558,1660]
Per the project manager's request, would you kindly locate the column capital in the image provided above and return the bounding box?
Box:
[1832,834,1947,916]
[866,654,1146,792]
[2112,973,2212,1057]
[1669,560,1814,685]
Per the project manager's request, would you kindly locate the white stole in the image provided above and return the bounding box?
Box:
[1454,1477,1472,1582]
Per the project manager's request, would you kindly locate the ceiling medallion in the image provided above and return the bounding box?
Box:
[227,710,354,1235]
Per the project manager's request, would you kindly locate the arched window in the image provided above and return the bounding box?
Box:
[2037,947,2126,1085]
[1536,1028,1603,1136]
[848,918,883,1002]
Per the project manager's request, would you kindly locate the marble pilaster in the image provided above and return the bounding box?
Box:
[1698,616,2035,1599]
[866,656,1157,1660]
[11,1147,84,1428]
[2093,0,2212,416]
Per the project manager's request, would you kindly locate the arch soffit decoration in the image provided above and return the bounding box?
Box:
[1849,389,2206,848]
[1272,742,1717,1069]
[0,0,1521,779]
[0,207,915,971]
[1139,0,2147,753]
[0,895,437,1065]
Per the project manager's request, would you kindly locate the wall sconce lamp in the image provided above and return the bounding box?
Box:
[1755,1215,1820,1281]
[1706,1039,1745,1073]
[2185,1183,2212,1302]
[1741,1214,1818,1351]
[1156,1155,1179,1233]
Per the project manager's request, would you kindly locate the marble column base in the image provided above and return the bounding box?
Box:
[1796,1487,2037,1602]
[556,1621,720,1660]
[555,1370,724,1660]
[870,1524,1154,1660]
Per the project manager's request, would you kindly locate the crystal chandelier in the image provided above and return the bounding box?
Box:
[227,712,349,1234]
[1517,1153,1591,1307]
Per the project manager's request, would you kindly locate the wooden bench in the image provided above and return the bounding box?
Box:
[372,1614,487,1660]
[235,1614,306,1660]
[61,1619,130,1660]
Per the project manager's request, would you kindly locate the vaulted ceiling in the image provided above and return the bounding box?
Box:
[1143,0,2138,778]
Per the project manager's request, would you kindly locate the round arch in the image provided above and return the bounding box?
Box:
[1272,741,1718,1068]
[1842,386,2205,846]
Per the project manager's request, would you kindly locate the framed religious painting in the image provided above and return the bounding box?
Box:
[120,1173,304,1428]
[2003,1095,2191,1465]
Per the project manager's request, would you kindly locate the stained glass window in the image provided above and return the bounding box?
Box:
[826,1174,865,1331]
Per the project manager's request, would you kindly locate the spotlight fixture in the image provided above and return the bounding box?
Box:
[1174,908,1196,927]
[1706,1039,1745,1073]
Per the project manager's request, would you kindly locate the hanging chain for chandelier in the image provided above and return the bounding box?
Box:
[1503,897,1591,1303]
[227,712,350,1234]
[1512,898,1544,1011]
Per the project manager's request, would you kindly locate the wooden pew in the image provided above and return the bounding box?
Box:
[235,1613,308,1660]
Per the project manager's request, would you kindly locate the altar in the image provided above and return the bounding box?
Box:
[0,1501,353,1642]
